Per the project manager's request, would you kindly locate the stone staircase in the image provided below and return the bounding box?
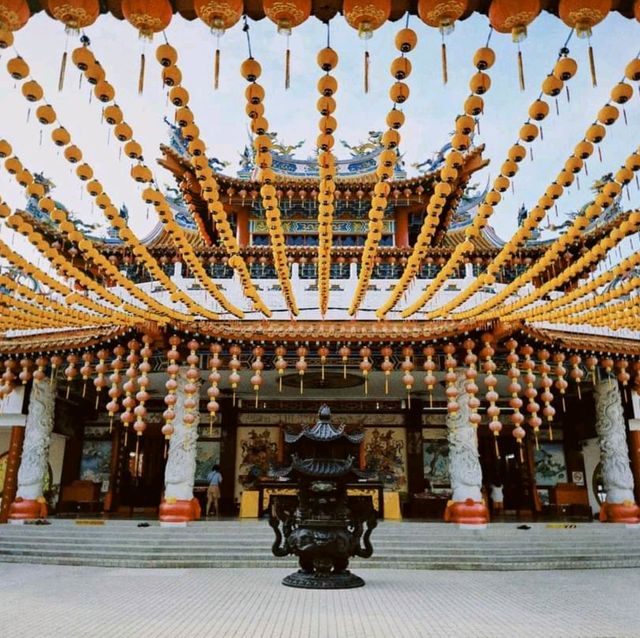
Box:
[0,520,639,570]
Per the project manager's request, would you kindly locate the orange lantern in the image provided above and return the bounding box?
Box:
[194,0,243,90]
[48,0,99,31]
[343,0,391,93]
[558,0,611,86]
[0,0,30,32]
[489,0,540,90]
[121,0,173,94]
[417,0,468,83]
[263,0,311,89]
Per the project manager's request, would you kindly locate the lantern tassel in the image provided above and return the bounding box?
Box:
[588,44,597,87]
[279,375,282,392]
[214,48,220,90]
[58,50,67,92]
[209,413,213,437]
[384,377,388,395]
[82,382,87,398]
[95,394,100,410]
[255,391,259,408]
[494,436,500,458]
[138,52,146,95]
[577,383,581,400]
[441,41,448,85]
[134,437,140,476]
[534,431,539,450]
[364,50,369,94]
[548,423,553,441]
[300,377,303,395]
[285,47,290,90]
[517,49,525,92]
[66,383,71,399]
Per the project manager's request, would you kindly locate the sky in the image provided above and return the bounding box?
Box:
[0,9,638,256]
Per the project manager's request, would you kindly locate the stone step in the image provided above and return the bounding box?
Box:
[1,521,637,571]
[0,540,634,554]
[0,554,638,571]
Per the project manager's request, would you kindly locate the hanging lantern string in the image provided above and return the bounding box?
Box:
[485,26,494,48]
[243,15,253,59]
[398,30,635,323]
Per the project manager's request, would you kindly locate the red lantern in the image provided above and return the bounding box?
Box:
[274,345,287,392]
[194,0,243,89]
[489,0,540,91]
[122,0,172,94]
[488,0,540,41]
[343,0,390,38]
[359,346,373,396]
[418,0,468,83]
[569,354,584,399]
[318,345,330,381]
[423,346,437,408]
[559,0,611,86]
[80,351,93,398]
[48,0,99,31]
[481,335,501,457]
[538,349,556,440]
[296,346,308,394]
[339,345,351,379]
[343,0,391,93]
[194,0,242,34]
[263,0,311,34]
[0,0,29,32]
[228,344,242,405]
[65,353,79,399]
[381,345,393,395]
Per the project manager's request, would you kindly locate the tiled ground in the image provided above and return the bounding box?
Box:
[1,564,638,638]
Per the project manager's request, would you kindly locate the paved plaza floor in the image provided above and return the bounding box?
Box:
[1,564,638,638]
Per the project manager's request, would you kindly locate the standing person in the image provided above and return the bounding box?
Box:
[206,464,223,517]
[490,482,504,515]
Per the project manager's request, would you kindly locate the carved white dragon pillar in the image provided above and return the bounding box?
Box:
[159,369,201,525]
[444,371,489,525]
[9,378,56,521]
[594,379,640,523]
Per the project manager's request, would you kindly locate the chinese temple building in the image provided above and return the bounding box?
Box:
[0,0,640,529]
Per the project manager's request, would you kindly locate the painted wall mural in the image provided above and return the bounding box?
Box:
[364,427,407,492]
[534,442,568,486]
[234,427,280,500]
[422,428,450,488]
[195,441,221,484]
[79,440,112,488]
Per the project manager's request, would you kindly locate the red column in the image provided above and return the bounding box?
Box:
[236,208,250,248]
[0,427,24,523]
[394,208,409,248]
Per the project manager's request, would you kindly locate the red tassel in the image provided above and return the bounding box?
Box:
[364,50,369,94]
[214,48,220,90]
[58,50,67,92]
[588,45,597,87]
[138,52,145,95]
[285,47,290,90]
[441,41,448,84]
[517,49,525,91]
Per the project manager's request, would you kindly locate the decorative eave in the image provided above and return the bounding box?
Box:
[0,324,135,355]
[521,325,640,357]
[0,321,639,356]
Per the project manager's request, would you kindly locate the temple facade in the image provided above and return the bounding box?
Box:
[1,124,639,527]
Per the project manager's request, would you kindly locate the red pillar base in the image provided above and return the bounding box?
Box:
[159,497,201,523]
[599,501,640,524]
[8,498,48,521]
[444,499,489,525]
